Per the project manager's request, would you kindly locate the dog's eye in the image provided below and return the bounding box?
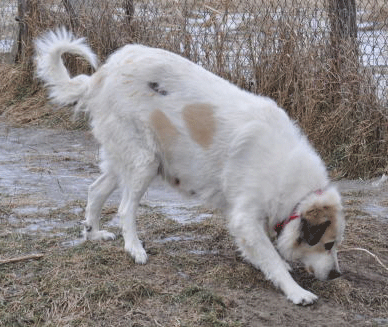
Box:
[324,241,335,251]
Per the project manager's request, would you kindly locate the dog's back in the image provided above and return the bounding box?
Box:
[35,28,326,214]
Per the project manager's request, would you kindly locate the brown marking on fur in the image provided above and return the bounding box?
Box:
[150,109,179,150]
[303,205,337,225]
[304,205,338,245]
[294,204,339,252]
[182,103,216,149]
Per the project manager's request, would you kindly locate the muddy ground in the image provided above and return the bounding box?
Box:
[0,122,387,327]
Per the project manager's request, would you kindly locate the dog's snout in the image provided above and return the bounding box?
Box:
[328,269,341,280]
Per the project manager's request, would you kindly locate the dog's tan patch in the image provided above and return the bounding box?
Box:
[182,103,216,149]
[150,109,179,149]
[303,205,337,225]
[304,205,338,245]
[296,204,339,253]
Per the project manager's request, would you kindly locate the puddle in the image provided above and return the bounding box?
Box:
[12,206,55,216]
[0,124,101,209]
[0,123,214,244]
[155,235,196,244]
[189,249,219,255]
[15,217,81,235]
[61,238,85,248]
[152,206,213,225]
[363,203,388,219]
[335,179,388,221]
[139,180,213,224]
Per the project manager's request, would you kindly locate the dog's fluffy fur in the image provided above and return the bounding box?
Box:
[35,28,345,305]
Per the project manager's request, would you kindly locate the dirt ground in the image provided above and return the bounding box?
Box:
[0,122,387,327]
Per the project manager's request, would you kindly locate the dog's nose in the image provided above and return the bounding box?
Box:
[328,269,341,280]
[324,241,335,251]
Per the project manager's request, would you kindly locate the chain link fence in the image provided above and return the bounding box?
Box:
[0,1,387,104]
[1,0,387,97]
[0,0,18,62]
[1,0,387,176]
[1,2,387,85]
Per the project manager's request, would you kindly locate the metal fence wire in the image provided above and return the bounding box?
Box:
[1,0,388,106]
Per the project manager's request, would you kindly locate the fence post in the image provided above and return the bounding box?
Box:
[326,0,359,113]
[62,0,79,30]
[123,0,134,26]
[327,0,359,72]
[15,0,28,63]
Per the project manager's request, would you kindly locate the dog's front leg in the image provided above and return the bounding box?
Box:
[229,213,318,305]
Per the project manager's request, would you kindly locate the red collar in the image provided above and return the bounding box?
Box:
[274,212,300,235]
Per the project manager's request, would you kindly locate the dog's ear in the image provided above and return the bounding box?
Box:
[298,218,331,246]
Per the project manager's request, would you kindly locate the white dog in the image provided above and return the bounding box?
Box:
[35,28,345,305]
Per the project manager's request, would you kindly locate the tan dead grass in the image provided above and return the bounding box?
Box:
[0,64,86,128]
[0,206,387,326]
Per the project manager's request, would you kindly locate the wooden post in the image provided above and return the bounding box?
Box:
[123,0,134,26]
[327,0,358,71]
[62,0,79,30]
[326,0,359,111]
[329,0,357,39]
[15,0,28,63]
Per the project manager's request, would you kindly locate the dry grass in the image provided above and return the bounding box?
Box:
[0,203,387,326]
[0,64,88,129]
[1,0,388,177]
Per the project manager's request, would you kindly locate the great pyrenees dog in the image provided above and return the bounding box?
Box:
[35,28,345,305]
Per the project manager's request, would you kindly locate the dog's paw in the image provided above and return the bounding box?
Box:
[84,229,116,241]
[287,288,318,306]
[125,242,148,264]
[286,286,318,305]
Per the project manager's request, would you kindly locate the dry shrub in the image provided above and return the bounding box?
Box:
[0,64,86,128]
[1,0,387,177]
[239,10,388,178]
[0,64,31,104]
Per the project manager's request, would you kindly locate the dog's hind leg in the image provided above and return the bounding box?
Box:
[119,159,159,264]
[84,171,118,241]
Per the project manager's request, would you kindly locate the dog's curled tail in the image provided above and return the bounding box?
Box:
[35,28,98,107]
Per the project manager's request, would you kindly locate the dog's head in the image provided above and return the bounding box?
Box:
[276,186,345,280]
